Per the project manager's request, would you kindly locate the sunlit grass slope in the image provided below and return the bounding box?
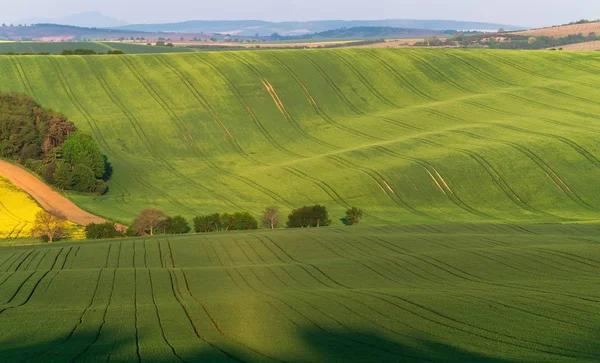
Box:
[0,226,599,361]
[0,177,42,238]
[0,49,599,224]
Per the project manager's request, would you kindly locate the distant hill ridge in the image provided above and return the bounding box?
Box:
[112,19,523,36]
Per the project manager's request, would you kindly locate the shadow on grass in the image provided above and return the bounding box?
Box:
[1,325,598,362]
[0,328,516,363]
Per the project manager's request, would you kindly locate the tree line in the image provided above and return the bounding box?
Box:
[31,205,364,242]
[61,49,125,55]
[0,93,111,194]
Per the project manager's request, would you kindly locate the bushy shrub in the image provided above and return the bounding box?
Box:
[194,212,259,232]
[85,222,122,239]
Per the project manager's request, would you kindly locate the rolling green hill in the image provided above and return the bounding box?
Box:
[0,226,599,361]
[0,49,599,224]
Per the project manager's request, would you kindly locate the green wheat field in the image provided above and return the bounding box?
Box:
[1,48,600,361]
[1,226,600,361]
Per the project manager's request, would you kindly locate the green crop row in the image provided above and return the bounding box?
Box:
[0,225,599,361]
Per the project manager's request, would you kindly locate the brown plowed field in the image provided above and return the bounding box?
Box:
[559,40,600,51]
[517,22,600,37]
[0,160,113,226]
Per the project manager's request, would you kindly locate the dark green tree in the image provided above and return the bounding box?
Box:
[164,215,190,234]
[344,207,363,226]
[62,132,106,179]
[85,222,122,239]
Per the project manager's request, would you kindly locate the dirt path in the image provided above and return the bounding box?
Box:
[0,160,111,226]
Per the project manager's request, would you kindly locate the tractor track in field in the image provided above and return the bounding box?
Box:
[48,58,168,209]
[403,51,474,94]
[47,57,180,212]
[454,130,600,214]
[258,233,595,359]
[372,145,497,220]
[122,55,281,211]
[4,251,27,272]
[325,154,440,221]
[266,52,382,143]
[329,51,399,108]
[0,252,17,272]
[228,52,342,149]
[118,56,242,209]
[154,55,259,165]
[192,55,305,159]
[438,50,518,87]
[297,52,383,141]
[178,268,284,362]
[334,234,593,329]
[235,266,399,359]
[411,137,559,218]
[254,264,428,349]
[144,56,297,209]
[361,50,437,102]
[147,269,185,362]
[9,57,38,100]
[166,268,245,362]
[71,267,118,362]
[83,57,202,214]
[485,52,600,90]
[369,290,596,359]
[26,268,105,360]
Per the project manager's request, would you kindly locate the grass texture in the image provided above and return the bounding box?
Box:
[0,225,599,362]
[0,49,599,224]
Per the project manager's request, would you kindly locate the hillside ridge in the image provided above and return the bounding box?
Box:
[0,49,599,224]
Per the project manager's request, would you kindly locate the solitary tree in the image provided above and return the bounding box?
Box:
[344,207,363,226]
[132,209,166,236]
[31,210,68,242]
[262,206,279,229]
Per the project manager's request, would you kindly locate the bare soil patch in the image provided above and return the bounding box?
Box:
[558,40,600,51]
[0,160,111,226]
[517,23,600,37]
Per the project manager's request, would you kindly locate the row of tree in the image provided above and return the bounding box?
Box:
[0,93,111,194]
[61,49,125,55]
[31,205,364,242]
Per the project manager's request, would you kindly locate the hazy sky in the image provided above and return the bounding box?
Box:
[2,0,599,27]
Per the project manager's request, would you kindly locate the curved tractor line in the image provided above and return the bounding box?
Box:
[0,160,120,228]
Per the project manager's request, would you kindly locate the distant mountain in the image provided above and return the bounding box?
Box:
[21,11,127,28]
[112,19,523,36]
[0,24,212,42]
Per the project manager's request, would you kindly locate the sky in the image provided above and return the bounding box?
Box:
[1,0,599,27]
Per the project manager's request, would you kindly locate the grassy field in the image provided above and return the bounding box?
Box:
[0,177,43,239]
[0,225,598,361]
[0,49,599,225]
[0,41,193,54]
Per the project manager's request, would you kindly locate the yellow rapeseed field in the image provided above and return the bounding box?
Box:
[0,177,43,238]
[0,177,84,239]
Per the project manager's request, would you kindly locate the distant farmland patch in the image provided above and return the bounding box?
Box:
[516,21,600,37]
[0,41,193,54]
